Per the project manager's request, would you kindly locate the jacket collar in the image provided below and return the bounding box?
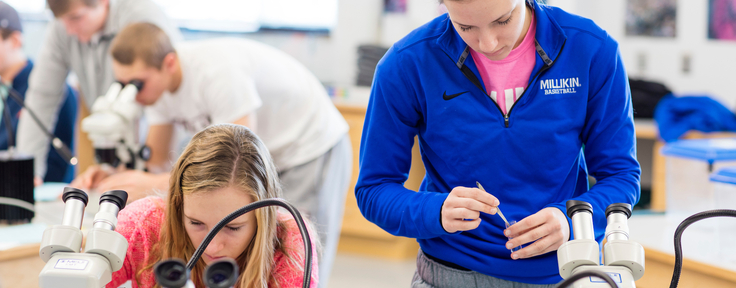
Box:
[11,60,33,90]
[437,0,567,68]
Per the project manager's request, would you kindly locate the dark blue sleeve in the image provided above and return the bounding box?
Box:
[354,50,450,239]
[0,88,23,150]
[44,85,77,183]
[546,36,641,239]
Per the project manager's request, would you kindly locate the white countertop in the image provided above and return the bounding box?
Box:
[628,212,736,272]
[0,188,101,252]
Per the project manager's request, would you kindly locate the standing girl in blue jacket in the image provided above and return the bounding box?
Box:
[355,0,640,287]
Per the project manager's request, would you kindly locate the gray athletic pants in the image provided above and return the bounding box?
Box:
[278,135,352,288]
[412,250,557,288]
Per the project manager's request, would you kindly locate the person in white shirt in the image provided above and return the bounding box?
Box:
[70,22,350,287]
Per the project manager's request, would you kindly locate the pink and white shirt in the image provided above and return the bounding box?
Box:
[470,13,537,115]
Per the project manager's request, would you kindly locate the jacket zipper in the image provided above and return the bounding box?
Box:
[504,63,551,127]
[503,41,566,128]
[446,41,566,128]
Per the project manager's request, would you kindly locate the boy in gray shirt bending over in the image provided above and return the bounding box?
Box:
[16,0,181,182]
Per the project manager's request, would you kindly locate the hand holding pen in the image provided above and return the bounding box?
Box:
[474,182,569,259]
[477,182,523,252]
[440,184,500,233]
[476,182,509,226]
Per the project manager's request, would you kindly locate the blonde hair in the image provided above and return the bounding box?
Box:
[110,22,175,70]
[138,124,296,288]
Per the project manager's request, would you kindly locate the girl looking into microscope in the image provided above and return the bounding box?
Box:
[106,124,319,288]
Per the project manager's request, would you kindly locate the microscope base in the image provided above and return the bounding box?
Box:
[38,252,112,288]
[569,265,636,288]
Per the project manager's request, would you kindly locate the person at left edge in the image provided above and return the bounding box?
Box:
[0,1,77,183]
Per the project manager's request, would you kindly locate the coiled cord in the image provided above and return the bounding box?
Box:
[186,198,313,288]
[669,209,736,288]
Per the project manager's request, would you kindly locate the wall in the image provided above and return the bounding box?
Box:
[550,0,736,109]
[350,0,736,111]
[20,1,736,105]
[20,0,384,88]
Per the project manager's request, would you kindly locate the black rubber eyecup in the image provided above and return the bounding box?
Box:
[204,258,239,288]
[62,187,89,206]
[154,258,189,287]
[100,190,129,210]
[605,203,632,219]
[566,200,593,218]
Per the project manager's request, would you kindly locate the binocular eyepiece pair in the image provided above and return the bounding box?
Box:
[155,258,238,288]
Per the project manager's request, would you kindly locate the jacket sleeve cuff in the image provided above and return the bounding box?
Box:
[423,192,455,237]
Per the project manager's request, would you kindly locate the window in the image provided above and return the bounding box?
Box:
[5,0,47,20]
[9,0,338,32]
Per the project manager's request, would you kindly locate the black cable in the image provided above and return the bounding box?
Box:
[669,209,736,288]
[3,83,75,164]
[1,91,14,148]
[556,270,618,288]
[186,198,312,288]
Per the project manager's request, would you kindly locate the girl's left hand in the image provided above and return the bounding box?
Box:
[503,207,570,260]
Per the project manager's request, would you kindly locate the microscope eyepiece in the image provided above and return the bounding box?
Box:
[605,203,632,219]
[154,258,190,288]
[204,258,239,288]
[62,187,89,206]
[128,79,144,91]
[92,190,129,230]
[565,200,593,218]
[99,190,129,210]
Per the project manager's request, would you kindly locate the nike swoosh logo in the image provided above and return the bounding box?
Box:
[443,91,469,100]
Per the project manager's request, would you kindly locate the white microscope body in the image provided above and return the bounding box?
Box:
[557,201,645,288]
[38,188,129,288]
[81,81,149,170]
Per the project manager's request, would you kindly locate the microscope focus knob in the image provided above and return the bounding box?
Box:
[139,145,152,162]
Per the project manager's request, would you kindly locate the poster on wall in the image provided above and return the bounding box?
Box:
[708,0,736,40]
[385,0,406,13]
[625,0,677,38]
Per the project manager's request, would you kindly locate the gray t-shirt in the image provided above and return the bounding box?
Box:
[17,0,182,177]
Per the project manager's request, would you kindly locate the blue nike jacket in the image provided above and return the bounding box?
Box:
[355,1,641,284]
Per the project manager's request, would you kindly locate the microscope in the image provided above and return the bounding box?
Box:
[556,200,645,288]
[155,258,239,288]
[154,198,313,288]
[81,81,150,171]
[38,187,129,288]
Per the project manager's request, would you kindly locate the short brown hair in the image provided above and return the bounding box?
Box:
[0,29,14,40]
[110,22,175,70]
[47,0,101,17]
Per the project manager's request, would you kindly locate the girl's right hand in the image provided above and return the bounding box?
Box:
[440,186,500,233]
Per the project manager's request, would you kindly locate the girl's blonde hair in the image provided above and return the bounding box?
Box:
[139,124,287,287]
